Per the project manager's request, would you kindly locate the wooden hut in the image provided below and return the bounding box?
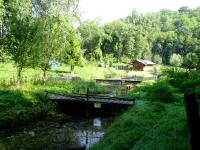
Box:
[131,60,156,71]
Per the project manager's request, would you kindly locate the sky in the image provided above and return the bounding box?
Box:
[80,0,200,23]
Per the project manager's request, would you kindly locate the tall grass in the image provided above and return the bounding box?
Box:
[128,80,182,103]
[91,102,189,150]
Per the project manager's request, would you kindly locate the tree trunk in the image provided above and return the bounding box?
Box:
[17,66,22,89]
[70,65,74,74]
[42,68,47,85]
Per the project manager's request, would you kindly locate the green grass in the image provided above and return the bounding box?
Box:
[0,88,57,129]
[91,101,190,150]
[0,63,155,83]
[128,80,183,104]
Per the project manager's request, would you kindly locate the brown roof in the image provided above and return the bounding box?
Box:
[132,60,156,65]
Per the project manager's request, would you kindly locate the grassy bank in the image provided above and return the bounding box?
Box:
[91,69,200,150]
[91,101,189,150]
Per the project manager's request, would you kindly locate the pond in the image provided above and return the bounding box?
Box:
[0,117,113,150]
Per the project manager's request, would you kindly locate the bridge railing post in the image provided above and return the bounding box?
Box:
[184,89,200,150]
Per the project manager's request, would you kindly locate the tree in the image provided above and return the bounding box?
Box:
[101,21,148,61]
[60,24,83,73]
[170,54,183,67]
[159,9,175,32]
[36,17,63,81]
[183,52,198,70]
[0,1,3,61]
[152,31,178,64]
[0,0,3,35]
[4,0,38,88]
[93,48,103,62]
[0,0,9,62]
[78,20,104,61]
[33,0,81,80]
[153,54,162,64]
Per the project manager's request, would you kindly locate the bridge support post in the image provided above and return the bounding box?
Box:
[86,88,89,117]
[184,90,200,150]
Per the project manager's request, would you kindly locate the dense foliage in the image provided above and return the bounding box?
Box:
[128,81,181,103]
[79,7,200,68]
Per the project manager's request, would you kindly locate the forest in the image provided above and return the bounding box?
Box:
[79,7,200,68]
[0,0,200,150]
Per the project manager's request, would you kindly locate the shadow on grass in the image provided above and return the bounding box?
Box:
[0,89,33,108]
[51,70,71,74]
[0,88,56,130]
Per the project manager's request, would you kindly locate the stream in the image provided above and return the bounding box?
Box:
[0,117,113,150]
[0,84,132,150]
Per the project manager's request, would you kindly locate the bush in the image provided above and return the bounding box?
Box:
[153,54,162,64]
[170,54,183,67]
[128,81,180,103]
[147,81,179,103]
[163,69,200,92]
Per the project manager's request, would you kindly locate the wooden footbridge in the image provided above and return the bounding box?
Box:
[47,91,135,116]
[96,78,142,85]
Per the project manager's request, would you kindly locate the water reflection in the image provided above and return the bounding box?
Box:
[79,131,104,150]
[0,117,112,150]
[93,118,101,128]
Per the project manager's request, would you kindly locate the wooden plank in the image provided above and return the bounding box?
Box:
[95,78,142,83]
[48,94,134,106]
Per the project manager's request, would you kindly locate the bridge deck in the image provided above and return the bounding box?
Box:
[48,94,134,106]
[95,79,142,84]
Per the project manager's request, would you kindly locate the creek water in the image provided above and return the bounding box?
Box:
[0,117,113,150]
[0,84,132,150]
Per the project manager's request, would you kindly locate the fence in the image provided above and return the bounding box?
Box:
[115,65,129,70]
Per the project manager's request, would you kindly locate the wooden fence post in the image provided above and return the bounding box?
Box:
[184,90,200,150]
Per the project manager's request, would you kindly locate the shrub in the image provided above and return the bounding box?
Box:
[153,54,162,64]
[163,69,200,92]
[147,81,179,103]
[128,81,180,103]
[170,54,183,67]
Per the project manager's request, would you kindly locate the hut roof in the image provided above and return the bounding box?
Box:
[132,60,156,65]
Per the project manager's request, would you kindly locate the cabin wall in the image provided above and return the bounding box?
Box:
[143,65,154,72]
[132,62,145,71]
